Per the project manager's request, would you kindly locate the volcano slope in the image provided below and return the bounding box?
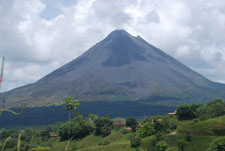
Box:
[2,29,225,108]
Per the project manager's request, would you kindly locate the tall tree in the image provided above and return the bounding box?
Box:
[65,96,80,121]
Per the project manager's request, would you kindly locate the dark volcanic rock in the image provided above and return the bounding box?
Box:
[2,29,225,107]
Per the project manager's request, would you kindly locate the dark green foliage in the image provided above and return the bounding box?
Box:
[131,125,137,132]
[59,116,94,141]
[21,128,33,142]
[154,120,168,131]
[65,96,80,112]
[5,137,17,149]
[196,106,211,120]
[209,137,225,151]
[40,129,50,140]
[177,139,188,151]
[137,123,156,138]
[94,116,113,137]
[0,102,175,128]
[168,121,177,130]
[185,133,191,142]
[130,136,141,148]
[198,99,225,120]
[65,96,80,121]
[126,118,137,127]
[177,105,196,120]
[156,141,169,151]
[177,99,225,121]
[126,117,137,132]
[0,129,14,139]
[155,133,163,141]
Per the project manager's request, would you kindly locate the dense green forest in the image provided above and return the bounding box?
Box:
[1,99,225,151]
[0,101,175,128]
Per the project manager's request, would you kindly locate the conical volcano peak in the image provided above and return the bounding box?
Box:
[101,29,149,67]
[106,29,132,40]
[3,29,225,109]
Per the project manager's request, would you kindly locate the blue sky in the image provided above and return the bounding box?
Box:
[0,0,225,92]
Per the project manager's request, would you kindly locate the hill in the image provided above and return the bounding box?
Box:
[2,105,224,151]
[178,115,225,136]
[1,29,225,107]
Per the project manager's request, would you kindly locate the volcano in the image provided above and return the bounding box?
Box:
[3,29,225,107]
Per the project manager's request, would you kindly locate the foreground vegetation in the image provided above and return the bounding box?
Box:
[1,99,225,151]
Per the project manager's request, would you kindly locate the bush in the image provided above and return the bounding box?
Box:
[22,128,33,142]
[137,123,156,138]
[59,118,94,141]
[4,137,17,149]
[156,141,169,151]
[209,137,225,151]
[177,105,196,120]
[184,133,191,142]
[168,118,177,130]
[196,99,225,120]
[140,135,157,149]
[130,137,141,148]
[94,117,113,137]
[126,118,137,127]
[169,122,177,130]
[177,139,188,151]
[40,129,50,140]
[0,130,14,139]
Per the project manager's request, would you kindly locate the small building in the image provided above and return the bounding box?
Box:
[113,118,126,128]
[168,110,177,115]
[138,123,144,128]
[123,127,132,132]
[49,132,59,137]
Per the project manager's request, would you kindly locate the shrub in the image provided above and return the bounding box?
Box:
[40,129,50,140]
[126,118,137,127]
[0,130,14,139]
[209,137,225,151]
[140,135,157,149]
[184,133,191,142]
[177,139,188,151]
[5,138,17,149]
[156,141,169,151]
[137,123,156,138]
[94,117,113,137]
[59,118,94,141]
[169,122,177,130]
[177,105,196,120]
[130,137,141,148]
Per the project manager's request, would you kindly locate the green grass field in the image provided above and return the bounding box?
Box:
[178,116,225,135]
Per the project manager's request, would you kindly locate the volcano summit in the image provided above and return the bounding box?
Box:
[3,29,225,107]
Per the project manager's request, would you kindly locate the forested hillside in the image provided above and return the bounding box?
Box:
[1,99,225,151]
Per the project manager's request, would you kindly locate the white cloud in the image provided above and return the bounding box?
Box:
[0,0,225,92]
